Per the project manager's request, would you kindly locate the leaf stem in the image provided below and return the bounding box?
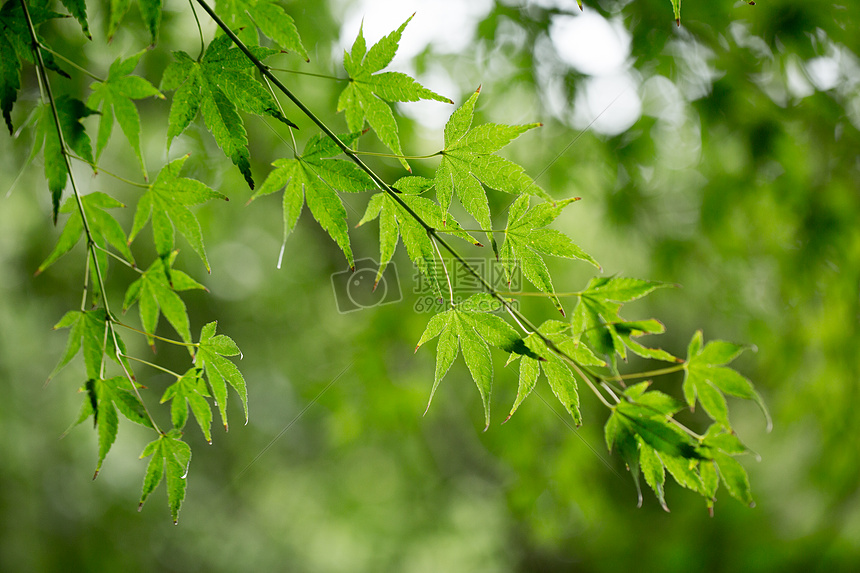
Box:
[430,236,454,304]
[188,0,206,61]
[353,150,442,160]
[268,67,349,81]
[260,75,297,154]
[37,44,104,82]
[496,290,584,298]
[604,364,686,382]
[120,353,182,379]
[68,152,150,188]
[449,228,507,233]
[80,250,91,310]
[112,319,200,348]
[92,244,141,273]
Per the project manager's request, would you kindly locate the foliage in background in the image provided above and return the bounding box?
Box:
[1,0,858,571]
[1,0,771,522]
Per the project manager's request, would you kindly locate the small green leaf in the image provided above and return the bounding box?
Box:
[252,134,376,268]
[338,17,451,171]
[684,332,771,430]
[161,37,296,188]
[417,304,536,427]
[542,360,581,425]
[138,433,192,524]
[123,254,204,347]
[59,0,90,38]
[357,184,480,292]
[456,312,493,430]
[572,276,676,368]
[437,90,549,248]
[505,331,584,423]
[639,442,669,511]
[32,97,97,222]
[507,356,539,421]
[38,193,134,276]
[713,452,754,506]
[501,196,596,315]
[49,309,131,381]
[161,368,213,442]
[197,321,247,431]
[129,156,227,272]
[216,0,308,60]
[88,52,162,179]
[616,401,702,460]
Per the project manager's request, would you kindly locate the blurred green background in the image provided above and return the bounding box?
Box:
[1,0,859,570]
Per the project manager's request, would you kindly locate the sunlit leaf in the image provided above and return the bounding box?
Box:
[338,16,451,171]
[250,132,374,268]
[501,194,598,315]
[195,321,247,431]
[683,330,771,430]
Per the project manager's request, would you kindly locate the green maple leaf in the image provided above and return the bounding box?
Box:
[67,376,153,478]
[357,176,480,296]
[123,252,206,348]
[604,382,703,508]
[571,276,678,370]
[161,368,214,443]
[49,308,133,382]
[30,96,96,223]
[505,320,604,423]
[160,35,297,188]
[682,330,771,431]
[603,382,756,511]
[501,194,599,315]
[88,52,163,180]
[138,430,191,524]
[435,87,551,252]
[415,294,535,429]
[338,15,452,171]
[194,321,247,431]
[216,0,308,60]
[108,0,163,45]
[129,155,228,272]
[0,0,67,134]
[250,132,374,269]
[37,193,135,288]
[694,424,756,509]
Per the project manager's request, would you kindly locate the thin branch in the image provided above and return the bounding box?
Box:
[430,236,454,304]
[37,44,104,82]
[192,0,651,411]
[20,0,161,433]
